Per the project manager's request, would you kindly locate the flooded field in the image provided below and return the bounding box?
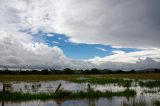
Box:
[0,97,159,106]
[0,77,160,106]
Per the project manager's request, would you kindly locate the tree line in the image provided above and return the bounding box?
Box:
[0,68,160,75]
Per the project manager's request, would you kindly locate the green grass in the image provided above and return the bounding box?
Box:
[71,77,132,87]
[0,73,160,82]
[0,75,82,82]
[0,89,136,100]
[143,89,158,93]
[138,80,160,88]
[98,73,160,80]
[154,100,160,106]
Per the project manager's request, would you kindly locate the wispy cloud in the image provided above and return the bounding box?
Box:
[96,47,107,52]
[58,37,63,40]
[112,50,125,54]
[47,34,54,37]
[52,41,59,44]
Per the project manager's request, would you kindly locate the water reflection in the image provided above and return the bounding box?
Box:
[0,81,160,95]
[0,80,160,106]
[0,96,157,106]
[1,101,4,106]
[0,81,89,93]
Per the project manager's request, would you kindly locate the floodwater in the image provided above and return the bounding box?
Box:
[0,97,157,106]
[0,80,160,106]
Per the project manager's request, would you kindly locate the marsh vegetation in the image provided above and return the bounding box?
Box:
[0,73,160,106]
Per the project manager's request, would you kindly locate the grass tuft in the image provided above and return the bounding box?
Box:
[0,89,136,100]
[138,80,160,88]
[154,100,160,106]
[71,77,132,87]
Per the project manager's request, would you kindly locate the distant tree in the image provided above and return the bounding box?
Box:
[130,70,135,73]
[101,69,112,74]
[3,66,8,71]
[90,68,99,74]
[154,69,160,73]
[116,70,125,74]
[81,69,90,74]
[50,69,62,74]
[63,68,74,74]
[41,69,50,74]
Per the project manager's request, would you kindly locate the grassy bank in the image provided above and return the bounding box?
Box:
[72,75,160,88]
[98,73,160,80]
[0,75,82,82]
[0,73,160,82]
[0,89,136,100]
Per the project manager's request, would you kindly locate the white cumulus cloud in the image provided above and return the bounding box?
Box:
[0,0,160,70]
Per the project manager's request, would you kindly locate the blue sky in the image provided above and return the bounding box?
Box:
[34,32,141,60]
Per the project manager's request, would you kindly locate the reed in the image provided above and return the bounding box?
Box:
[138,80,160,88]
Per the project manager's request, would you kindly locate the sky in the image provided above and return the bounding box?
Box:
[0,0,160,70]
